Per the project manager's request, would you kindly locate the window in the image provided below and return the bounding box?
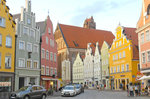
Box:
[116,42,118,47]
[126,64,129,71]
[48,28,51,34]
[6,36,12,47]
[148,51,150,62]
[19,41,25,50]
[33,61,38,69]
[141,33,144,43]
[46,37,48,44]
[41,66,45,75]
[30,30,35,38]
[5,56,11,68]
[42,49,45,58]
[51,67,53,76]
[146,30,150,41]
[119,52,122,59]
[119,41,122,46]
[18,59,25,67]
[54,53,56,62]
[27,43,32,52]
[123,51,125,58]
[117,66,120,72]
[33,45,38,53]
[116,54,118,60]
[0,53,1,68]
[27,60,31,68]
[0,34,2,45]
[23,27,28,35]
[46,66,49,75]
[121,64,124,72]
[50,39,54,47]
[113,55,115,61]
[111,67,113,73]
[50,52,53,61]
[55,68,57,76]
[46,50,49,60]
[0,17,5,27]
[114,67,116,73]
[142,53,146,63]
[27,18,31,24]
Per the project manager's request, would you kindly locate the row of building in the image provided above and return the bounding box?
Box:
[59,0,150,91]
[0,0,59,93]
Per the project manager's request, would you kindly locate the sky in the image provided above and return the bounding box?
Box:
[7,0,142,34]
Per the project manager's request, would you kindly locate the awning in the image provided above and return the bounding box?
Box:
[138,75,150,80]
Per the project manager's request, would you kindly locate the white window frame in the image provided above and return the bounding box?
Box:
[50,52,53,61]
[27,18,31,24]
[30,29,35,38]
[146,30,150,41]
[41,65,45,75]
[27,59,32,68]
[5,55,11,68]
[46,36,48,44]
[46,66,49,75]
[126,64,129,71]
[19,40,25,50]
[121,64,124,72]
[23,26,29,35]
[147,51,150,62]
[42,48,45,59]
[117,65,120,72]
[142,52,146,63]
[0,16,5,27]
[27,42,32,52]
[119,52,122,59]
[54,68,57,76]
[46,50,49,60]
[50,67,53,76]
[48,28,51,34]
[6,36,12,47]
[116,54,118,60]
[0,34,2,45]
[18,58,25,68]
[54,53,56,62]
[33,60,38,69]
[141,33,144,44]
[33,44,38,53]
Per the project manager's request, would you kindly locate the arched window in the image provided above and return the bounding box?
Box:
[147,4,150,15]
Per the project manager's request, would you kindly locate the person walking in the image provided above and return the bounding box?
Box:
[126,84,129,96]
[129,83,134,96]
[134,84,138,96]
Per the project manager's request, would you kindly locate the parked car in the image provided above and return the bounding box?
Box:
[61,85,76,97]
[74,84,82,94]
[9,85,47,99]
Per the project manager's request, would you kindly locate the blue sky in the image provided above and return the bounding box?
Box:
[7,0,142,33]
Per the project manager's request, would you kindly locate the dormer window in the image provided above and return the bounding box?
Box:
[147,4,150,15]
[48,28,51,34]
[27,18,31,24]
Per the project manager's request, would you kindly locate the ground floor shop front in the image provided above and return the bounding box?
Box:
[15,69,40,91]
[41,76,58,91]
[110,72,137,90]
[0,72,14,99]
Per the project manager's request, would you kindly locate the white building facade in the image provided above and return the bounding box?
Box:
[73,53,84,84]
[84,43,94,87]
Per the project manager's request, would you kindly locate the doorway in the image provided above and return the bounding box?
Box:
[122,79,125,90]
[19,77,24,89]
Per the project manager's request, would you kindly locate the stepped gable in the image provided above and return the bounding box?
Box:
[124,27,139,60]
[59,24,115,49]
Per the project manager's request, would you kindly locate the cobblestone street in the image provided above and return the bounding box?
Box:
[47,90,150,99]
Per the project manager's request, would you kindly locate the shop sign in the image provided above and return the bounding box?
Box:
[120,75,125,77]
[136,71,144,81]
[0,82,11,86]
[132,75,135,78]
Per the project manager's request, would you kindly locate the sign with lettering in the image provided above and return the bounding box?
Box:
[0,82,11,86]
[113,60,125,65]
[120,75,125,77]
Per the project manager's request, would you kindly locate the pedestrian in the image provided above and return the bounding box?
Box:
[129,83,134,96]
[126,84,129,96]
[134,84,138,96]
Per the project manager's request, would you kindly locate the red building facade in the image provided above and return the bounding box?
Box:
[136,0,150,87]
[37,16,58,90]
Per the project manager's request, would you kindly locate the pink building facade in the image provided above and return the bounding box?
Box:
[37,16,58,90]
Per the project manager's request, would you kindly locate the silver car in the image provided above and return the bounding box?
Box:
[61,85,76,97]
[9,85,47,99]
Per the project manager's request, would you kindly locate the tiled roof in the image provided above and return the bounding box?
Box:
[124,27,139,60]
[13,13,21,21]
[58,24,115,49]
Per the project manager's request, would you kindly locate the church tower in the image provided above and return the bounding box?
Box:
[26,0,31,12]
[83,16,96,29]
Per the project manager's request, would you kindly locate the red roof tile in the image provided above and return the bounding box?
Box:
[124,27,139,60]
[59,24,115,49]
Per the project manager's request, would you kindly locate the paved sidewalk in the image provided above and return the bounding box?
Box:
[47,91,61,97]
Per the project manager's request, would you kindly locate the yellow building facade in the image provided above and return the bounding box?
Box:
[0,0,16,92]
[109,25,139,90]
